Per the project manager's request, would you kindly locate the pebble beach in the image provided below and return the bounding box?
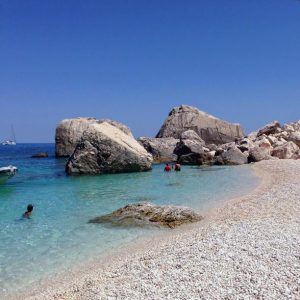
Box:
[22,159,300,300]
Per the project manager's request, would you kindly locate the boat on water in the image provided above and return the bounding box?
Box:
[0,166,18,183]
[2,140,16,145]
[1,125,17,145]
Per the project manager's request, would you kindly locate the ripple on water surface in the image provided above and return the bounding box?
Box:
[0,144,259,296]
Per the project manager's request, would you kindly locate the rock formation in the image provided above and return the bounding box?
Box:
[174,130,214,165]
[156,105,244,145]
[65,121,153,175]
[89,202,203,228]
[228,120,300,163]
[55,118,133,157]
[257,121,281,137]
[271,141,299,159]
[215,147,248,165]
[138,137,179,163]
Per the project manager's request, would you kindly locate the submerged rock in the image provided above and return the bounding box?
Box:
[66,122,153,175]
[156,105,244,145]
[89,202,203,228]
[31,152,48,158]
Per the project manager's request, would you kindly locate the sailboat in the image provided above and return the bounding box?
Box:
[2,125,16,145]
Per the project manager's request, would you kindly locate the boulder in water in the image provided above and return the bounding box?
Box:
[55,117,133,157]
[66,121,153,175]
[89,202,203,228]
[31,152,48,158]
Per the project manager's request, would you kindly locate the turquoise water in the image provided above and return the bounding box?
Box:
[0,144,258,296]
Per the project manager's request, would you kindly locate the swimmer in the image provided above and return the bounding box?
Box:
[164,163,171,172]
[175,162,181,171]
[23,204,34,219]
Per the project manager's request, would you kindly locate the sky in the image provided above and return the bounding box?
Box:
[0,0,299,142]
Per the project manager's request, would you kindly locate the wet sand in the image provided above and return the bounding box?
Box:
[20,160,300,299]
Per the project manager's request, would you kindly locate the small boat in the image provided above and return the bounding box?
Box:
[2,140,16,146]
[0,166,18,183]
[2,125,17,145]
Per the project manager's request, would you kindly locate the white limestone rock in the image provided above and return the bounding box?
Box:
[55,117,133,157]
[156,105,244,145]
[66,122,153,175]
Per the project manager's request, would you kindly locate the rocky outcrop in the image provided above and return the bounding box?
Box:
[271,142,299,159]
[138,137,179,163]
[257,121,281,137]
[156,105,244,145]
[55,118,133,157]
[66,122,153,175]
[248,147,270,163]
[89,202,203,228]
[215,147,248,165]
[174,130,213,165]
[287,132,300,147]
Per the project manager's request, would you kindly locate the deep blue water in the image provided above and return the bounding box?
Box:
[0,143,258,296]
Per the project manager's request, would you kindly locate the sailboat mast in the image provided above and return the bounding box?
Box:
[11,125,16,143]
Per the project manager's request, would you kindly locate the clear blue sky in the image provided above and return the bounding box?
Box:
[0,0,299,142]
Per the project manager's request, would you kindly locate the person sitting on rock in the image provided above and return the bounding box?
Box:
[164,163,171,172]
[174,162,181,171]
[23,204,34,219]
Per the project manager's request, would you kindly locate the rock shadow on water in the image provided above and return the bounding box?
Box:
[165,182,182,187]
[88,202,203,229]
[200,167,226,172]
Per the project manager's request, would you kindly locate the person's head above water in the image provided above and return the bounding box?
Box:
[23,204,34,218]
[27,204,33,212]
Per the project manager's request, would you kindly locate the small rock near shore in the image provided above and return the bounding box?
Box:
[89,202,203,228]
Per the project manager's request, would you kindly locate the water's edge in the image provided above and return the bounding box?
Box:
[18,164,262,300]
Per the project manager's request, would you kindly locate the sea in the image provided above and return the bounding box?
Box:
[0,143,259,297]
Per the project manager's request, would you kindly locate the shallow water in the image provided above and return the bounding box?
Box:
[0,144,258,296]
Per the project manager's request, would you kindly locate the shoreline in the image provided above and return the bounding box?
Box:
[13,160,300,299]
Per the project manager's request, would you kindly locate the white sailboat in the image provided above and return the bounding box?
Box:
[2,125,17,145]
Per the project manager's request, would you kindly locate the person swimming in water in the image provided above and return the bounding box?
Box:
[23,204,34,219]
[174,162,181,171]
[164,163,171,172]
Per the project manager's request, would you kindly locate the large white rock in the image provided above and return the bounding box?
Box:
[55,118,133,157]
[156,105,244,145]
[66,122,153,175]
